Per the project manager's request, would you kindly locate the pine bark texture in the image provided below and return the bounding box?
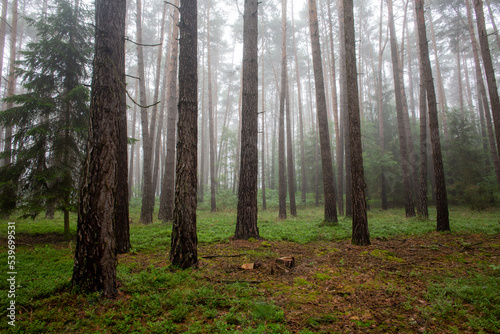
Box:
[235,0,259,240]
[415,0,450,232]
[72,0,126,296]
[169,0,198,268]
[308,0,338,224]
[343,0,369,245]
[115,60,130,253]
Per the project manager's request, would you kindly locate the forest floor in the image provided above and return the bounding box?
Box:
[0,206,499,333]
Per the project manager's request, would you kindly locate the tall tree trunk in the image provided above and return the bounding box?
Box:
[377,0,388,210]
[199,42,206,202]
[128,80,138,200]
[261,35,267,210]
[388,0,415,217]
[158,0,180,221]
[415,0,450,232]
[170,0,198,269]
[285,77,297,216]
[456,39,465,119]
[427,4,448,139]
[343,0,369,245]
[116,75,130,253]
[415,0,428,218]
[278,0,287,220]
[338,0,349,217]
[151,3,169,198]
[207,0,216,212]
[137,0,154,224]
[233,71,243,193]
[308,0,338,223]
[327,0,342,213]
[474,0,500,165]
[404,9,416,127]
[399,2,419,209]
[417,70,429,218]
[291,7,307,204]
[72,0,126,297]
[270,87,277,190]
[235,0,259,239]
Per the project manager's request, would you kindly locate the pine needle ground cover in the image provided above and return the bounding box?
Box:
[0,206,499,333]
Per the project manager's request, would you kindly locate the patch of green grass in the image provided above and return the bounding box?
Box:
[252,301,285,322]
[423,273,500,332]
[364,249,405,263]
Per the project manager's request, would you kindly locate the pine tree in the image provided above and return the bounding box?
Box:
[72,0,126,296]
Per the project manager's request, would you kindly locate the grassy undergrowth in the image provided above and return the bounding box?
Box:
[0,204,499,333]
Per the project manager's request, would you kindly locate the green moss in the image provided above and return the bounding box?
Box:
[314,273,332,281]
[369,249,405,263]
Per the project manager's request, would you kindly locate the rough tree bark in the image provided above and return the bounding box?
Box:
[72,0,126,296]
[115,47,130,253]
[235,0,259,240]
[414,0,428,219]
[343,0,369,245]
[169,0,198,268]
[415,0,450,232]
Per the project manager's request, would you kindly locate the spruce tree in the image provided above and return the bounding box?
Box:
[0,0,92,232]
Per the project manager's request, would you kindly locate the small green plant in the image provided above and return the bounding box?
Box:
[252,302,285,322]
